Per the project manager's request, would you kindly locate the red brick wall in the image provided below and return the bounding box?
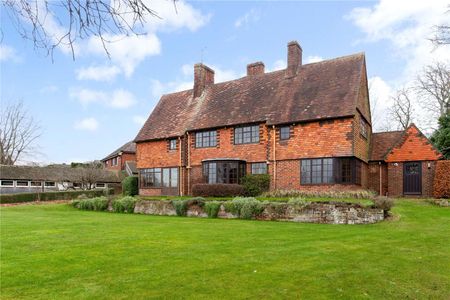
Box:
[368,162,388,195]
[139,188,163,196]
[387,161,436,197]
[121,153,136,169]
[136,140,181,168]
[386,125,441,162]
[353,112,371,163]
[104,152,136,171]
[104,156,121,171]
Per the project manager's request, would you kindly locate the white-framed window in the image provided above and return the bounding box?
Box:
[251,162,268,174]
[16,180,29,187]
[31,181,42,187]
[45,181,55,187]
[169,139,177,150]
[1,180,14,186]
[96,183,105,188]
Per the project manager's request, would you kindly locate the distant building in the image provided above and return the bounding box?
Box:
[0,165,120,194]
[101,141,137,176]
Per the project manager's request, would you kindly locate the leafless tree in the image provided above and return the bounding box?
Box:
[75,161,104,190]
[416,62,450,118]
[1,0,171,59]
[430,6,450,46]
[0,101,41,165]
[389,88,414,130]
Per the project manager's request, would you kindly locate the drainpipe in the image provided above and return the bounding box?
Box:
[179,136,183,196]
[187,132,191,195]
[272,125,277,190]
[379,161,382,196]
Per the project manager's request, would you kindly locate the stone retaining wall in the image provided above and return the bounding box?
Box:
[134,200,384,224]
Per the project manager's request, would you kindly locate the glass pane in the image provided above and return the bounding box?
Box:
[163,168,170,187]
[170,168,178,188]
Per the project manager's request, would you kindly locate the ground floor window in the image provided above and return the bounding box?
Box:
[251,162,268,174]
[1,180,13,186]
[301,157,362,185]
[202,160,246,184]
[140,167,178,188]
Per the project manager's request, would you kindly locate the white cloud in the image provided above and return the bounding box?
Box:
[133,115,147,126]
[368,76,394,131]
[347,0,450,132]
[110,89,136,108]
[234,9,261,28]
[76,65,121,81]
[0,45,21,62]
[70,88,136,109]
[271,59,286,71]
[305,55,324,64]
[74,118,99,131]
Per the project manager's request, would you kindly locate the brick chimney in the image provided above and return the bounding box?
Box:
[194,63,214,98]
[286,41,302,78]
[247,62,265,76]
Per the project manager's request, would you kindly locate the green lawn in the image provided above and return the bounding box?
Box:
[1,200,449,299]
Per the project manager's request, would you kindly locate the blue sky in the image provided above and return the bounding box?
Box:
[1,0,449,164]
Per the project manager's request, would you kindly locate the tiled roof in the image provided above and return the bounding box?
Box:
[102,141,136,161]
[0,165,121,183]
[370,131,404,161]
[135,53,366,142]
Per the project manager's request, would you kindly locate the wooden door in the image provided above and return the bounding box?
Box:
[403,162,422,195]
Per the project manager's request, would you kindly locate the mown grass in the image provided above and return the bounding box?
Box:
[1,199,449,299]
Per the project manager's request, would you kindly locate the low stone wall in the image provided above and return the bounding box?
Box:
[134,200,384,225]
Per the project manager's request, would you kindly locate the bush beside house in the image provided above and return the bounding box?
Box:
[0,189,114,204]
[122,176,138,196]
[192,184,244,197]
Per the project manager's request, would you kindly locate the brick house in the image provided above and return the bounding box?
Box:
[101,141,137,175]
[134,41,441,197]
[368,124,442,197]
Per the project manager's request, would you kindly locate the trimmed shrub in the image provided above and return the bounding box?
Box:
[172,200,188,216]
[92,197,109,211]
[288,197,309,208]
[373,196,394,211]
[112,196,137,213]
[262,189,376,199]
[433,160,450,198]
[192,184,244,197]
[241,174,270,196]
[0,189,114,204]
[122,176,138,196]
[186,197,205,208]
[230,197,264,219]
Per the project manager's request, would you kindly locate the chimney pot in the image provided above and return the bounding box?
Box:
[286,41,302,78]
[247,62,265,76]
[194,63,214,98]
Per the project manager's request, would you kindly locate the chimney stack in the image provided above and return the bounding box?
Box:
[247,62,265,76]
[194,63,215,98]
[286,41,302,78]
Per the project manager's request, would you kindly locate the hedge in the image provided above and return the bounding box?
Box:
[433,160,450,198]
[122,176,138,196]
[192,184,244,197]
[0,189,114,204]
[241,174,270,196]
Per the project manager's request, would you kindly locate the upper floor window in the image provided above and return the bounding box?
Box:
[234,125,259,144]
[360,118,368,139]
[280,126,290,140]
[111,157,118,166]
[251,162,267,174]
[195,131,217,148]
[169,139,177,150]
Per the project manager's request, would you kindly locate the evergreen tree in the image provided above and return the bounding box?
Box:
[431,113,450,159]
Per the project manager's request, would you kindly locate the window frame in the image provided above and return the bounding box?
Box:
[140,167,178,188]
[16,180,29,187]
[360,118,368,139]
[169,139,177,150]
[202,160,246,184]
[44,181,56,187]
[1,180,14,186]
[301,157,362,185]
[195,130,217,148]
[251,162,268,174]
[234,125,260,145]
[279,126,290,140]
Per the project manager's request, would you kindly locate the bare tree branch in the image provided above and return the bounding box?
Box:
[389,88,414,130]
[0,101,41,165]
[2,0,168,60]
[430,5,450,46]
[416,61,450,119]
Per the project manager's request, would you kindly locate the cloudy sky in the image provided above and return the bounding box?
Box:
[1,0,449,164]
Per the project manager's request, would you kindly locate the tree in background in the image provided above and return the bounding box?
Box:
[0,102,41,165]
[75,161,105,190]
[2,0,168,59]
[431,113,450,159]
[430,6,450,46]
[416,62,450,119]
[389,88,414,130]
